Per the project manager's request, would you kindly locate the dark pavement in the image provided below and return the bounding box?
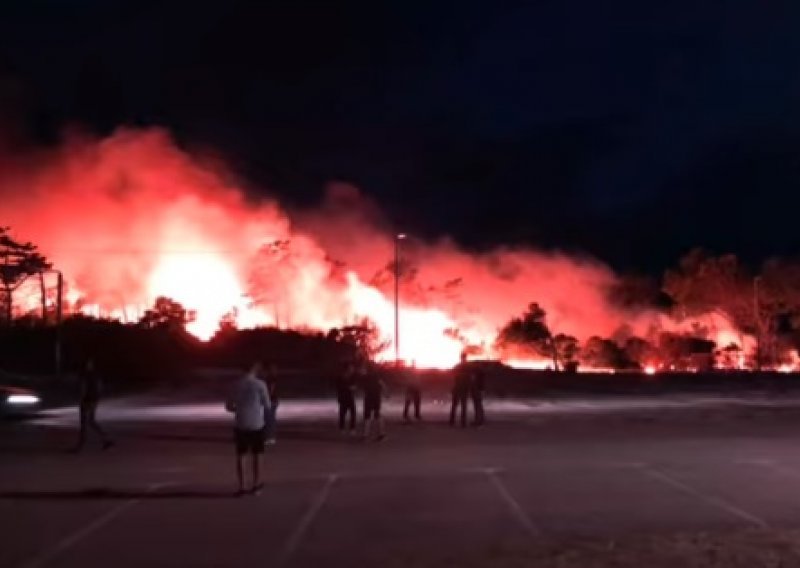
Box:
[5,396,800,567]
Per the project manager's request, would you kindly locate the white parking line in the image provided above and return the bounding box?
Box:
[483,468,540,538]
[746,460,800,478]
[638,466,768,529]
[17,482,168,568]
[275,473,338,568]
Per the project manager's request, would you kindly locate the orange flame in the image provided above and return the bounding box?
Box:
[0,127,765,369]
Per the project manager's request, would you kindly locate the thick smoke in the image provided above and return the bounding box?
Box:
[0,127,738,367]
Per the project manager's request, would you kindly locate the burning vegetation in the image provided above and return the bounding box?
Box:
[2,127,800,373]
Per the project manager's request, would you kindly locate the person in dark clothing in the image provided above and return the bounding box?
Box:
[335,363,357,434]
[71,358,113,452]
[359,362,386,441]
[470,367,486,426]
[263,363,279,444]
[403,362,422,422]
[449,353,470,428]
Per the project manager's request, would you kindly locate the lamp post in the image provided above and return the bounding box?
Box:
[394,233,406,367]
[41,269,64,378]
[754,275,762,371]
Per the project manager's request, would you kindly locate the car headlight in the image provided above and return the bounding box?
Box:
[7,394,40,405]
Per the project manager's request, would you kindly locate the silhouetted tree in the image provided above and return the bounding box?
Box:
[369,257,429,305]
[759,259,800,310]
[657,332,716,371]
[664,249,754,333]
[623,336,657,368]
[758,258,800,363]
[138,297,196,332]
[0,227,51,323]
[216,309,238,337]
[248,239,294,327]
[715,342,743,369]
[496,303,561,370]
[553,333,580,367]
[580,336,635,370]
[608,274,671,310]
[328,318,389,362]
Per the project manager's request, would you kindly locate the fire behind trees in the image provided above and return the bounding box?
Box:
[3,232,800,377]
[0,126,798,374]
[7,128,792,371]
[0,226,51,323]
[492,248,800,372]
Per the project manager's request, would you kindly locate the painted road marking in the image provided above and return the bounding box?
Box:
[637,466,768,529]
[17,482,169,568]
[483,468,540,538]
[275,473,338,568]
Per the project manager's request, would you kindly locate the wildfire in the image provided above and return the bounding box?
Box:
[148,252,255,340]
[505,358,555,371]
[1,127,778,371]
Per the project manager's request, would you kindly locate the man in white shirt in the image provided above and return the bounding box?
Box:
[225,363,271,495]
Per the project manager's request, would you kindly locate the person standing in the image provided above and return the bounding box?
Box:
[263,364,279,445]
[449,353,470,428]
[470,365,486,426]
[225,363,271,495]
[403,362,422,422]
[335,363,357,434]
[71,358,113,452]
[360,362,386,441]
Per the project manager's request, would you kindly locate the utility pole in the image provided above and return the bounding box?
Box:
[41,270,63,379]
[753,275,761,371]
[394,233,406,367]
[56,271,63,379]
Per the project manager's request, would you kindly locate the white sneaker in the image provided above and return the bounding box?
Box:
[265,438,276,446]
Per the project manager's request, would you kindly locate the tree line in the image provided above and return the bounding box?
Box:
[3,225,800,374]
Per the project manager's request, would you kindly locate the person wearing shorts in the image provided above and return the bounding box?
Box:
[226,363,271,495]
[235,428,265,456]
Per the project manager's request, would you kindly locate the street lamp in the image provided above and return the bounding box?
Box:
[41,269,64,378]
[394,233,406,367]
[754,275,762,371]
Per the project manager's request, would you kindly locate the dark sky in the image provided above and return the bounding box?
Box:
[1,0,800,273]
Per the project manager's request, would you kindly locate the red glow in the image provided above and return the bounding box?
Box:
[0,128,768,369]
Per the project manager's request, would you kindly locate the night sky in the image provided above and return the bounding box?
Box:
[2,0,800,273]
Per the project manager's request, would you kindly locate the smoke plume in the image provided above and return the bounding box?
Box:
[0,127,742,368]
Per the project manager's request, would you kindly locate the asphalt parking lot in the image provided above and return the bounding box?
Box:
[6,396,800,567]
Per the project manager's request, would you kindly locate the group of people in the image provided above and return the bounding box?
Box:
[449,353,486,428]
[333,354,486,436]
[71,353,487,495]
[334,360,388,440]
[225,354,488,494]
